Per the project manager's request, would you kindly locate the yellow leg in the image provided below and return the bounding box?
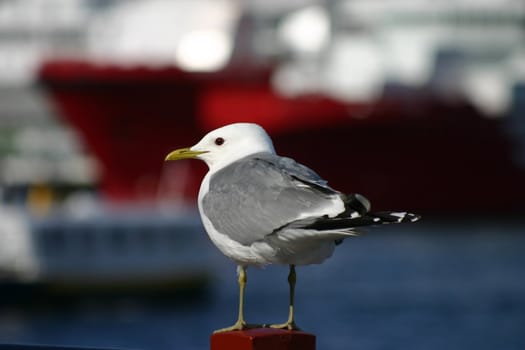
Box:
[214,265,262,333]
[270,265,301,330]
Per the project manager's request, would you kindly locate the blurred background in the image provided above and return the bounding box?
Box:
[0,0,524,349]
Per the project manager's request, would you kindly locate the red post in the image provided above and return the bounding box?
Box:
[210,328,316,350]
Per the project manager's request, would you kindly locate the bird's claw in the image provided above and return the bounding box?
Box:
[268,321,301,331]
[213,320,264,333]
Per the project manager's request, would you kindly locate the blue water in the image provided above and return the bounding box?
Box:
[1,220,524,350]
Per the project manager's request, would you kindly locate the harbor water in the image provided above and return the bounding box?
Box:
[0,219,524,350]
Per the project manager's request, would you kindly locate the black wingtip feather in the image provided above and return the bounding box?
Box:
[290,211,421,231]
[342,193,371,216]
[372,211,421,223]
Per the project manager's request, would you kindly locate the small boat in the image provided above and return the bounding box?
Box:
[0,202,211,306]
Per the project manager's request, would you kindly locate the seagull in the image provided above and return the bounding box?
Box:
[165,123,420,333]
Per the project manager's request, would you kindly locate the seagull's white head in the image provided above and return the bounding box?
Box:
[165,123,276,171]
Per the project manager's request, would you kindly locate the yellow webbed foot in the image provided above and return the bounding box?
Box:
[213,320,264,333]
[268,321,301,331]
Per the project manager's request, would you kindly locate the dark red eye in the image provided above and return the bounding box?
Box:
[215,137,225,146]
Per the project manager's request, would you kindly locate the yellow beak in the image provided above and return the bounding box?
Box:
[165,147,207,161]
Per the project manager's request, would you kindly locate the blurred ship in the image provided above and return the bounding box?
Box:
[36,0,525,215]
[0,201,210,305]
[37,60,525,215]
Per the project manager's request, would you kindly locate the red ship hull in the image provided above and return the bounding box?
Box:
[39,60,525,214]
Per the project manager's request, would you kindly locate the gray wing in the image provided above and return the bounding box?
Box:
[201,153,342,246]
